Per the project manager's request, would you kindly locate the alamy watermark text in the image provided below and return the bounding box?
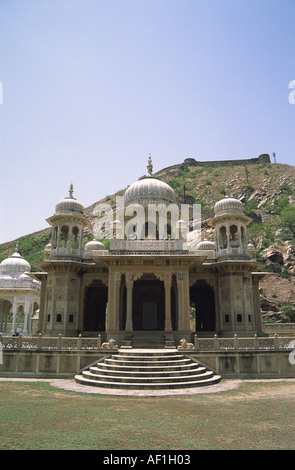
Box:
[92,197,201,249]
[289,80,295,104]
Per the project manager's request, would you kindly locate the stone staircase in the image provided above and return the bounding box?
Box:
[74,349,221,390]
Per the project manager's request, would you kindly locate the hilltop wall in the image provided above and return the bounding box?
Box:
[181,153,271,168]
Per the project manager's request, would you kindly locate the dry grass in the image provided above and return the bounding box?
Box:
[0,379,295,450]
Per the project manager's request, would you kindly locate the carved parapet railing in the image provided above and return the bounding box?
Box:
[0,333,106,351]
[0,333,293,352]
[193,334,293,351]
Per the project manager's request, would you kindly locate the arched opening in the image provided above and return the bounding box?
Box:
[16,305,25,333]
[53,226,58,249]
[33,302,39,316]
[230,225,238,245]
[0,299,12,332]
[132,276,165,330]
[60,225,69,248]
[84,280,108,331]
[241,226,246,250]
[72,226,80,248]
[220,226,227,249]
[190,280,216,332]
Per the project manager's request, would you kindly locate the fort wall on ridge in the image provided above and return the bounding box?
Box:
[181,153,271,168]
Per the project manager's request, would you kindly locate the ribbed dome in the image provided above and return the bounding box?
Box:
[0,247,31,278]
[214,196,244,216]
[85,240,105,251]
[124,176,176,206]
[55,196,84,214]
[196,239,216,250]
[55,184,84,214]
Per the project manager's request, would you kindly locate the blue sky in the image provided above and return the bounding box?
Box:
[0,0,294,245]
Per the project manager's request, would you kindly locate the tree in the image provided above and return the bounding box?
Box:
[265,197,290,215]
[247,222,275,249]
[280,206,295,239]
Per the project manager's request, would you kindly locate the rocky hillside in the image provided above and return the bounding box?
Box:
[1,158,295,321]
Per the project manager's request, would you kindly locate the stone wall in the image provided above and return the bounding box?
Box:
[181,153,271,168]
[0,349,109,377]
[0,348,294,379]
[189,350,295,378]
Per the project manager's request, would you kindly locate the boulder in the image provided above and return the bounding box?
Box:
[263,247,284,264]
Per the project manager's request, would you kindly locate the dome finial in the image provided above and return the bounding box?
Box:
[147,154,153,176]
[15,242,19,253]
[69,183,74,198]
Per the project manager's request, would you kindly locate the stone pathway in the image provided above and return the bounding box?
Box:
[0,376,242,395]
[1,377,294,396]
[52,378,242,396]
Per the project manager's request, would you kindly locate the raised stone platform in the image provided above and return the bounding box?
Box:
[74,348,221,390]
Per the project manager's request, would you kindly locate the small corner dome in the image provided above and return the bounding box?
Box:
[85,240,105,251]
[247,243,256,252]
[55,184,84,214]
[196,239,216,250]
[214,196,244,216]
[19,272,31,280]
[44,242,51,253]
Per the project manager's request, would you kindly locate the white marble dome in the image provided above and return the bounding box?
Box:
[55,184,84,214]
[0,248,31,278]
[214,196,244,216]
[55,196,84,214]
[124,176,176,207]
[196,239,216,251]
[84,240,105,251]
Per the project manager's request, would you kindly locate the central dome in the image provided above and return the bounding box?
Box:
[124,156,176,207]
[124,176,176,206]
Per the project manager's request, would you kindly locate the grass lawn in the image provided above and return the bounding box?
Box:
[0,379,294,451]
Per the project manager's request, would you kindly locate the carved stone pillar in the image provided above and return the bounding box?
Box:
[252,276,263,333]
[49,276,56,332]
[164,273,172,331]
[10,298,17,334]
[125,276,134,331]
[177,271,190,331]
[38,276,47,333]
[22,297,30,334]
[63,275,70,333]
[114,273,121,331]
[107,271,121,331]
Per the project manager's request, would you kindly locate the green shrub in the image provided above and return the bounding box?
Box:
[279,182,293,194]
[244,199,258,214]
[280,305,295,321]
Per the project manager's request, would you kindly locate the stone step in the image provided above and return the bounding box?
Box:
[98,362,203,373]
[81,369,214,383]
[104,358,193,368]
[74,374,222,390]
[108,354,187,362]
[89,365,207,378]
[74,348,221,391]
[116,349,179,356]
